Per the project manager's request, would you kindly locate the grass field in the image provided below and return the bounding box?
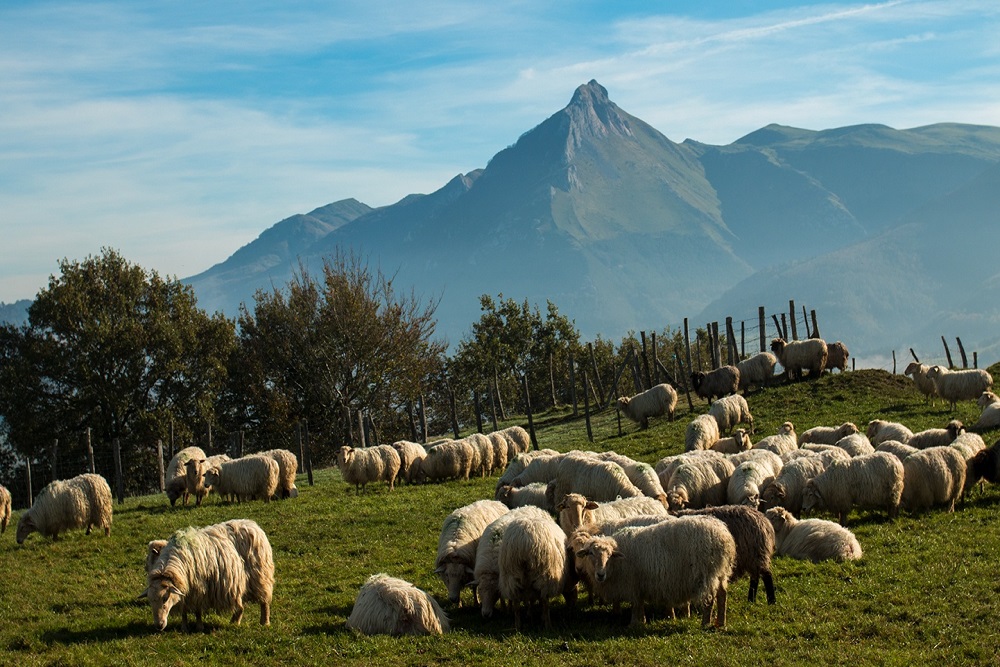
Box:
[2,367,999,666]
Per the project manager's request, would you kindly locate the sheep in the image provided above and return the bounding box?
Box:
[466,433,495,477]
[203,455,279,503]
[760,455,830,516]
[833,433,875,457]
[737,351,778,393]
[866,419,914,446]
[165,446,207,506]
[968,439,1000,487]
[594,452,667,505]
[500,426,532,458]
[904,361,939,405]
[496,506,569,631]
[655,449,723,480]
[487,432,510,476]
[546,456,643,508]
[16,473,112,544]
[802,452,904,525]
[338,444,401,492]
[727,456,781,508]
[392,440,427,484]
[496,483,553,511]
[616,383,678,429]
[709,394,754,436]
[259,449,299,499]
[770,337,828,380]
[727,448,784,471]
[666,456,736,511]
[346,574,449,636]
[951,432,987,461]
[574,515,737,627]
[435,499,509,607]
[183,458,209,507]
[140,519,274,632]
[926,365,995,412]
[691,365,741,403]
[507,451,565,488]
[495,449,560,492]
[0,484,10,534]
[973,392,1000,430]
[753,421,798,457]
[900,446,967,513]
[202,453,231,499]
[417,440,475,483]
[825,341,850,373]
[765,507,862,562]
[908,420,965,450]
[798,422,859,446]
[675,505,776,604]
[711,428,752,454]
[556,493,669,536]
[875,440,919,462]
[685,413,721,451]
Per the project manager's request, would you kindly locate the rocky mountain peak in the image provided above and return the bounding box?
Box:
[564,79,632,150]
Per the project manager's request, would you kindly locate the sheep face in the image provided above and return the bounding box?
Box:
[143,576,186,631]
[556,494,598,534]
[202,467,222,490]
[765,507,790,534]
[760,483,785,510]
[770,339,787,358]
[666,487,689,512]
[947,420,965,439]
[435,557,473,605]
[576,536,621,584]
[15,513,36,544]
[337,447,355,469]
[801,482,821,514]
[978,392,998,409]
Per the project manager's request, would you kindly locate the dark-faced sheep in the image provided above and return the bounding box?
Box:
[690,366,740,403]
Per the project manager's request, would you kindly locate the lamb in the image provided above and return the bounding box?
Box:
[183,458,209,507]
[760,455,830,516]
[346,574,449,635]
[765,507,862,562]
[435,499,509,607]
[798,422,859,446]
[416,440,475,483]
[685,413,721,451]
[616,383,677,428]
[556,493,669,536]
[666,456,736,511]
[833,433,875,457]
[737,351,778,393]
[260,448,299,499]
[709,394,754,435]
[0,484,10,534]
[973,391,1000,430]
[495,482,553,512]
[165,446,207,506]
[900,446,967,513]
[496,505,569,631]
[574,516,737,627]
[391,440,427,484]
[907,420,965,449]
[203,455,279,503]
[546,456,643,507]
[825,341,850,373]
[674,505,776,604]
[770,337,828,380]
[875,440,919,462]
[16,473,112,543]
[140,519,274,632]
[802,452,904,524]
[904,361,939,405]
[594,452,667,505]
[690,365,740,402]
[752,421,798,457]
[727,456,781,508]
[866,419,914,446]
[711,428,752,454]
[926,365,995,412]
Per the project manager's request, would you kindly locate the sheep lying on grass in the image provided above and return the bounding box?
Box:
[617,383,677,428]
[711,429,752,454]
[973,392,1000,430]
[908,421,964,449]
[798,423,859,446]
[16,473,112,543]
[765,507,862,562]
[347,574,449,636]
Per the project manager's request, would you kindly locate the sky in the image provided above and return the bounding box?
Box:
[2,0,1000,303]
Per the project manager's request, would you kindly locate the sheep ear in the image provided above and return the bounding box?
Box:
[611,551,625,560]
[136,588,149,600]
[575,548,591,558]
[585,502,599,510]
[168,586,185,598]
[465,566,475,576]
[434,566,445,575]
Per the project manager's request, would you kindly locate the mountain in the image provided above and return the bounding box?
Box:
[185,81,1000,360]
[0,300,30,327]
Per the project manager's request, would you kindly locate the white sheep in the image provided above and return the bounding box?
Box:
[0,484,10,534]
[904,361,939,405]
[825,341,850,373]
[486,432,510,476]
[654,449,723,480]
[435,499,509,607]
[346,574,449,635]
[690,365,741,402]
[574,516,737,627]
[727,448,785,471]
[392,440,427,484]
[16,473,112,543]
[710,428,752,454]
[165,446,207,506]
[973,391,1000,430]
[666,456,736,511]
[760,455,830,516]
[765,507,862,562]
[802,452,904,524]
[709,394,754,436]
[260,448,299,499]
[416,440,475,483]
[471,510,522,618]
[556,493,669,536]
[770,338,828,380]
[727,456,781,509]
[907,420,965,449]
[496,505,569,631]
[500,426,532,459]
[866,419,914,446]
[685,414,721,451]
[617,383,677,428]
[203,455,279,503]
[798,422,859,446]
[926,365,995,412]
[547,456,643,507]
[950,432,986,461]
[494,449,560,492]
[507,451,565,488]
[737,352,778,393]
[752,421,798,457]
[141,519,274,632]
[901,446,967,513]
[336,445,400,492]
[594,452,667,505]
[466,433,495,477]
[875,440,919,462]
[495,482,553,511]
[183,458,209,507]
[833,432,875,457]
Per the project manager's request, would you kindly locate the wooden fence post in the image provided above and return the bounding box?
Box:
[910,348,920,363]
[630,345,643,393]
[473,390,484,434]
[418,394,428,442]
[781,314,788,341]
[169,419,174,459]
[772,314,783,341]
[493,368,507,420]
[941,336,955,369]
[569,349,578,417]
[51,438,58,481]
[86,427,95,474]
[789,300,798,340]
[640,331,652,389]
[207,422,213,453]
[712,322,722,369]
[521,374,538,450]
[304,420,313,486]
[811,310,820,339]
[549,353,558,408]
[407,401,419,442]
[740,321,746,359]
[296,422,304,473]
[448,383,460,439]
[683,318,693,377]
[956,337,968,368]
[759,306,767,353]
[488,386,499,432]
[892,350,897,374]
[651,332,660,384]
[695,329,704,371]
[113,438,124,505]
[802,305,811,338]
[157,439,165,492]
[674,346,695,413]
[974,352,978,369]
[588,343,606,406]
[583,371,593,443]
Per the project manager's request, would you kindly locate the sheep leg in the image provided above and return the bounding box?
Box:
[763,571,776,605]
[196,610,205,633]
[748,575,758,603]
[838,511,847,526]
[231,603,244,625]
[104,525,111,537]
[260,602,271,626]
[86,524,92,535]
[514,602,523,632]
[630,600,646,626]
[714,584,728,629]
[541,600,552,630]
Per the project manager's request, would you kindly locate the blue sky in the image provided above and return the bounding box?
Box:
[2,0,999,303]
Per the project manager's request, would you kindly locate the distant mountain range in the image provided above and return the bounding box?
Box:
[30,80,1000,364]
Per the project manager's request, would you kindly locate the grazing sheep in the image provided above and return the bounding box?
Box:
[466,433,495,477]
[727,456,781,509]
[866,419,914,446]
[556,493,669,536]
[904,361,939,405]
[495,449,560,493]
[203,455,279,503]
[594,452,667,505]
[655,450,723,480]
[574,516,737,627]
[753,422,798,457]
[141,519,274,632]
[336,444,401,492]
[875,440,919,462]
[675,505,776,604]
[417,440,476,483]
[969,439,1000,487]
[685,414,721,452]
[392,440,427,485]
[950,432,986,462]
[727,448,785,471]
[666,456,736,511]
[260,448,299,499]
[496,506,568,631]
[737,352,778,393]
[771,338,828,380]
[765,507,862,562]
[973,392,1000,430]
[833,433,875,457]
[496,483,553,511]
[617,383,678,428]
[709,394,754,436]
[487,432,510,476]
[346,574,449,636]
[760,456,830,516]
[711,428,752,454]
[508,451,565,488]
[798,423,859,446]
[184,458,209,507]
[471,510,523,618]
[165,446,208,506]
[547,457,643,508]
[501,426,532,459]
[908,421,964,450]
[901,446,967,513]
[825,341,850,373]
[435,500,509,607]
[0,484,10,534]
[16,473,112,543]
[802,452,904,524]
[691,365,741,403]
[926,365,995,412]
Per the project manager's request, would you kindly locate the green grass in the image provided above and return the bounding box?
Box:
[3,367,1000,666]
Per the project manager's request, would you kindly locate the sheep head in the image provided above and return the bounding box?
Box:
[15,513,36,544]
[144,574,187,631]
[575,535,621,584]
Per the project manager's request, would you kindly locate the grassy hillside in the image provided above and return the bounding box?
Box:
[2,367,999,666]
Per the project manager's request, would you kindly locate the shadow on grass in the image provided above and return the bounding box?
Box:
[40,621,157,645]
